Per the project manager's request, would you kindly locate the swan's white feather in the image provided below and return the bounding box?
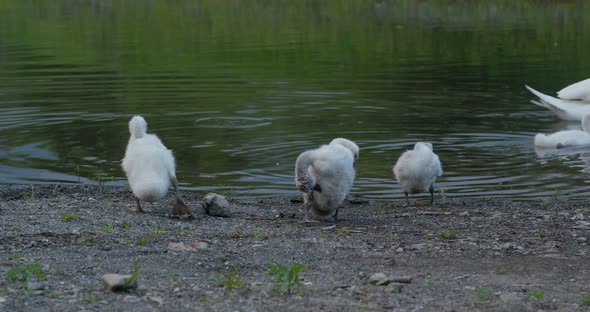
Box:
[526,84,590,121]
[557,78,590,101]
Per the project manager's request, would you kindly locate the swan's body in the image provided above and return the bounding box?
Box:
[534,114,590,148]
[526,79,590,121]
[122,116,191,216]
[295,138,359,220]
[393,142,442,205]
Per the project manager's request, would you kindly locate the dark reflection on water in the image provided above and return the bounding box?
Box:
[1,1,590,200]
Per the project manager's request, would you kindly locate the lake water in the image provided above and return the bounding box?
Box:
[1,1,590,200]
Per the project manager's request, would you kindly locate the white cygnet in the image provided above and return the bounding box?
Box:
[295,138,359,220]
[121,115,191,216]
[393,142,443,205]
[534,113,590,148]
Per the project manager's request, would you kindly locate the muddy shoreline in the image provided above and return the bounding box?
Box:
[1,185,589,311]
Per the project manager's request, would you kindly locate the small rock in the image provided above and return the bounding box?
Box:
[146,295,163,306]
[102,274,137,292]
[123,295,140,303]
[168,241,208,252]
[27,281,47,291]
[501,243,513,250]
[499,292,521,303]
[368,273,391,286]
[390,276,413,284]
[395,247,404,253]
[202,193,233,217]
[0,296,6,303]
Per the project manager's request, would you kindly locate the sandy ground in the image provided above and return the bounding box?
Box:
[1,185,590,311]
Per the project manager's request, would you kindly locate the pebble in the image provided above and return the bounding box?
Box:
[202,193,233,217]
[27,281,48,291]
[146,295,163,306]
[102,274,137,292]
[168,241,209,252]
[0,297,6,303]
[368,273,391,286]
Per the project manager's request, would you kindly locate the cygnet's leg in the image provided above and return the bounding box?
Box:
[332,207,340,221]
[135,198,144,212]
[170,176,193,217]
[303,193,313,222]
[404,192,410,206]
[429,184,435,205]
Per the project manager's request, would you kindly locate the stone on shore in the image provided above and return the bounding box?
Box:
[202,193,233,217]
[102,274,137,292]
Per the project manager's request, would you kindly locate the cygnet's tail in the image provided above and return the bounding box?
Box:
[534,133,550,147]
[129,115,147,139]
[295,151,318,193]
[132,179,168,202]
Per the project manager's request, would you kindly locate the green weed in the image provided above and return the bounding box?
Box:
[229,231,245,239]
[121,257,142,291]
[11,225,24,234]
[6,258,46,283]
[337,226,351,236]
[527,290,544,301]
[210,266,242,293]
[148,224,166,237]
[176,227,194,237]
[251,226,269,240]
[494,267,506,274]
[120,222,132,231]
[10,252,24,261]
[268,263,305,295]
[81,294,100,303]
[475,287,493,301]
[581,293,590,305]
[136,236,150,246]
[59,212,76,222]
[438,228,460,240]
[102,223,114,234]
[79,234,97,246]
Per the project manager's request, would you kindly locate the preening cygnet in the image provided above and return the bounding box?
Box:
[121,116,192,217]
[393,142,443,205]
[526,79,590,121]
[534,113,590,148]
[295,138,359,220]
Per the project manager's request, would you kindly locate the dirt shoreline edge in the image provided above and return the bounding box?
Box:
[1,185,589,311]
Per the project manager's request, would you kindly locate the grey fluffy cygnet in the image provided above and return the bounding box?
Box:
[295,138,359,220]
[534,113,590,148]
[393,142,442,205]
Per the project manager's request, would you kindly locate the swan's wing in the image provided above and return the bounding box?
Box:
[557,78,590,101]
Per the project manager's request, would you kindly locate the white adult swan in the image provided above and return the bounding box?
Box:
[122,115,192,217]
[295,138,359,220]
[525,78,590,121]
[393,142,443,205]
[534,113,590,148]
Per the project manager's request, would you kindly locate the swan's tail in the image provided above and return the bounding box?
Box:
[525,85,560,107]
[129,116,147,139]
[295,151,318,193]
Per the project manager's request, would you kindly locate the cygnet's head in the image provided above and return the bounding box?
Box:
[129,115,147,138]
[583,114,590,133]
[330,138,360,160]
[414,142,433,151]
